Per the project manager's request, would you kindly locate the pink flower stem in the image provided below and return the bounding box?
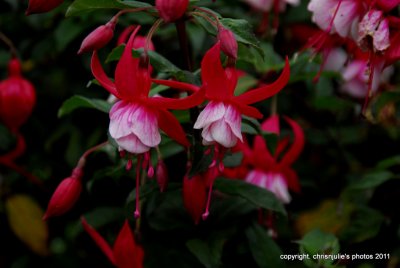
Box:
[0,31,17,57]
[77,141,109,169]
[362,51,376,115]
[202,181,214,220]
[145,19,163,54]
[193,7,221,27]
[135,155,143,219]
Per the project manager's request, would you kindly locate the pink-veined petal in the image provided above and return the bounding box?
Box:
[158,109,190,147]
[194,101,226,129]
[117,134,151,154]
[146,87,204,110]
[91,51,119,98]
[224,104,242,141]
[152,79,200,93]
[130,106,161,147]
[210,120,238,148]
[234,57,290,105]
[280,116,305,166]
[113,220,144,268]
[81,217,116,266]
[201,42,230,100]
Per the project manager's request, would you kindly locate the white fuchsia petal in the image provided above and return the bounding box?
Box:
[194,101,226,129]
[116,134,150,154]
[129,106,161,147]
[210,120,238,148]
[224,104,242,141]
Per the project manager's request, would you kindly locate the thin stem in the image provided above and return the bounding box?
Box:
[175,19,193,71]
[193,7,220,27]
[0,159,43,188]
[77,141,109,168]
[271,95,278,115]
[115,7,153,18]
[146,19,163,53]
[134,155,143,219]
[190,11,218,27]
[0,31,17,57]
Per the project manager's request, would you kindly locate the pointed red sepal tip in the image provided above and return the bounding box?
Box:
[43,174,82,220]
[280,116,305,166]
[78,19,116,54]
[234,57,290,105]
[25,0,64,15]
[155,0,189,22]
[261,114,280,135]
[183,175,207,224]
[218,26,238,59]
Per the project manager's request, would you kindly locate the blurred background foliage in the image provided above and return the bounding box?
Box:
[1,0,400,267]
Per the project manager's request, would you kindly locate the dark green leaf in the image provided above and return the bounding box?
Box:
[245,223,284,268]
[348,171,394,190]
[58,95,111,117]
[66,0,152,17]
[187,239,223,268]
[214,178,286,215]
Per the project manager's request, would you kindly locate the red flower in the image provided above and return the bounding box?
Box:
[81,218,144,268]
[156,41,289,148]
[91,26,204,152]
[217,26,238,59]
[0,58,36,132]
[155,0,189,22]
[26,0,64,15]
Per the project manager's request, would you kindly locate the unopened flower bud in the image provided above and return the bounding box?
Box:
[156,161,168,192]
[43,168,83,220]
[78,19,117,54]
[0,58,36,132]
[218,26,238,59]
[155,0,189,22]
[183,175,207,224]
[26,0,64,15]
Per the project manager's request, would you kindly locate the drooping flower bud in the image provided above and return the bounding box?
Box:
[155,0,189,22]
[43,168,83,220]
[156,160,168,192]
[218,26,238,59]
[183,175,207,224]
[26,0,64,15]
[78,18,117,54]
[0,58,36,132]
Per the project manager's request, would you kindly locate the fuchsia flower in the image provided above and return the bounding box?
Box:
[183,174,207,224]
[91,26,204,154]
[227,116,304,204]
[0,58,36,132]
[308,0,363,38]
[192,42,290,148]
[156,41,290,149]
[117,26,155,51]
[155,0,189,22]
[358,9,390,52]
[81,218,144,268]
[26,0,64,15]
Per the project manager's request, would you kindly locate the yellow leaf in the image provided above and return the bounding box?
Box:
[294,199,354,236]
[5,194,49,256]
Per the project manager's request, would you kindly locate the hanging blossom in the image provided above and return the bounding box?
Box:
[225,115,305,204]
[82,218,144,268]
[91,26,204,218]
[156,41,289,221]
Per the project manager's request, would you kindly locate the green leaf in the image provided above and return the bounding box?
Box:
[66,0,152,17]
[245,223,284,268]
[376,155,400,170]
[348,171,394,190]
[214,178,286,215]
[223,152,243,168]
[58,95,111,117]
[186,238,223,268]
[298,229,340,267]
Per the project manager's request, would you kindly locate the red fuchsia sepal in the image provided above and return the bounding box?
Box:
[217,26,238,59]
[0,58,36,132]
[43,168,83,220]
[26,0,64,15]
[155,0,189,22]
[90,26,204,153]
[81,218,144,268]
[78,17,117,54]
[183,174,207,224]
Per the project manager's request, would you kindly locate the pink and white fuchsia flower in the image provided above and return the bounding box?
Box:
[160,41,290,149]
[246,171,291,203]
